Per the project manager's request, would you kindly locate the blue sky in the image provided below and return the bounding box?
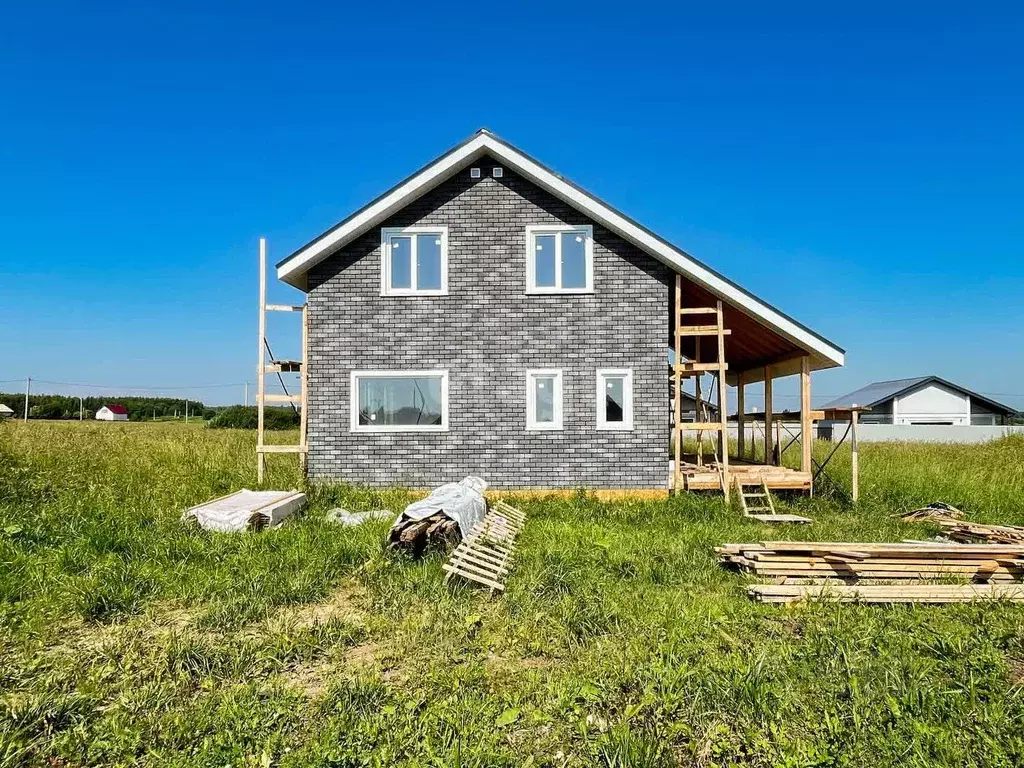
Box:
[1,2,1022,409]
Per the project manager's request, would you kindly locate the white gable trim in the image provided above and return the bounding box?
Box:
[276,132,844,369]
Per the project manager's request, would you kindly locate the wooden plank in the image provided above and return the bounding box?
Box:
[299,304,309,473]
[748,583,1024,604]
[851,409,860,503]
[450,547,509,576]
[678,422,723,431]
[736,372,746,459]
[442,563,506,591]
[716,300,730,502]
[677,307,718,315]
[677,326,733,336]
[673,274,682,493]
[800,356,812,475]
[265,393,302,404]
[265,304,304,312]
[256,445,308,454]
[256,238,267,483]
[746,514,814,524]
[763,367,774,467]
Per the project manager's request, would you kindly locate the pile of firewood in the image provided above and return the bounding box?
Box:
[388,513,460,555]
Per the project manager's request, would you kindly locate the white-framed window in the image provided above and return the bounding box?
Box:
[596,369,633,430]
[350,370,449,432]
[525,369,563,430]
[380,226,448,296]
[525,225,593,293]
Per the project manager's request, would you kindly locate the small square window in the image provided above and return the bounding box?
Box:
[381,227,448,296]
[470,167,481,179]
[492,167,504,178]
[596,369,633,430]
[525,225,593,293]
[526,369,563,430]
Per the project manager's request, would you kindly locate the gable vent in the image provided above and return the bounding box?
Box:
[492,167,504,178]
[470,167,481,179]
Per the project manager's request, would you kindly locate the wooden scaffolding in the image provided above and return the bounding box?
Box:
[671,275,731,500]
[256,238,308,482]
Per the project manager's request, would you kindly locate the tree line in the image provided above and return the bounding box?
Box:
[0,393,215,421]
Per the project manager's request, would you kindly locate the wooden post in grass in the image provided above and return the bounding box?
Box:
[851,408,860,503]
[763,367,774,466]
[800,356,812,474]
[23,377,30,422]
[672,275,682,493]
[737,372,746,460]
[257,238,267,483]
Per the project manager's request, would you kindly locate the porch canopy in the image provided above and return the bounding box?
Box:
[673,275,840,386]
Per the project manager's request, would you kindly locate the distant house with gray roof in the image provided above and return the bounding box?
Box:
[822,376,1017,426]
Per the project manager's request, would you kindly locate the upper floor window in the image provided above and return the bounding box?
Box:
[381,227,448,296]
[525,225,593,293]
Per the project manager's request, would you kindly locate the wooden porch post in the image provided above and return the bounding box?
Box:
[672,275,681,492]
[800,356,812,474]
[737,372,746,460]
[764,366,774,465]
[716,301,729,501]
[851,409,860,503]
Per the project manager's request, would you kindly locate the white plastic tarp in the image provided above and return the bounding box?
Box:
[397,476,487,537]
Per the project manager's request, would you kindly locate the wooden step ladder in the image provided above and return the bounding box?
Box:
[671,275,731,499]
[736,478,812,524]
[256,238,308,482]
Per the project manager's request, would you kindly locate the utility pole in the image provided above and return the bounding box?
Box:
[245,382,249,406]
[79,396,83,421]
[23,377,30,422]
[185,400,189,424]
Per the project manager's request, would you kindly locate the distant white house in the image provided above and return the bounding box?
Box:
[822,376,1017,426]
[96,404,129,421]
[0,403,14,419]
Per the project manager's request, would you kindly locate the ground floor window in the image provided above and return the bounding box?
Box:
[596,369,633,430]
[526,369,563,430]
[350,371,448,432]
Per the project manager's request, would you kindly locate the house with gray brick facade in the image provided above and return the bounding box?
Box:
[274,130,845,491]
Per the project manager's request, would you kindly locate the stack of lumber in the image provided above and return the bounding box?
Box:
[750,583,1024,604]
[939,520,1024,545]
[910,517,1024,545]
[388,513,460,555]
[443,500,525,594]
[718,540,1024,603]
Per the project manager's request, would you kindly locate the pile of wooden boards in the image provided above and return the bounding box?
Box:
[388,513,460,555]
[443,500,525,594]
[717,540,1024,604]
[749,583,1024,604]
[900,508,1024,545]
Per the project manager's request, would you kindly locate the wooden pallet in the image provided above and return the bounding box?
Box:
[442,501,526,594]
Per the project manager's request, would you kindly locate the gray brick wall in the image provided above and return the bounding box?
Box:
[306,155,673,488]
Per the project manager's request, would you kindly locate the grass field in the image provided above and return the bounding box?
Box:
[2,421,1024,767]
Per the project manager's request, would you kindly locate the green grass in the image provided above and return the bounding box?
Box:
[1,421,1023,767]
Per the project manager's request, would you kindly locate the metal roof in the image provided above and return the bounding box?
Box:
[822,376,1018,415]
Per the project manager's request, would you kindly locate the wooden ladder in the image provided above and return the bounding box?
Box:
[737,479,776,517]
[671,275,731,499]
[256,238,309,482]
[736,477,813,524]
